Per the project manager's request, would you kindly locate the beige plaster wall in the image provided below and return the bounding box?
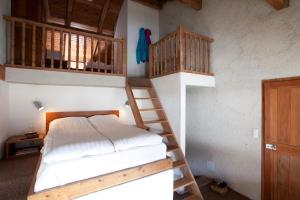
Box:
[160,0,300,199]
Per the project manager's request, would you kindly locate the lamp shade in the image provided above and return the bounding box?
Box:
[124,100,130,108]
[33,101,44,111]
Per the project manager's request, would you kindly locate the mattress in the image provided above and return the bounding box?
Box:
[35,143,167,192]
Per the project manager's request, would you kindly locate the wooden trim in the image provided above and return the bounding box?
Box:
[46,110,119,132]
[262,76,300,83]
[28,158,172,200]
[0,65,5,80]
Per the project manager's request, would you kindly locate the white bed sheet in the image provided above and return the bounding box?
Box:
[35,143,167,192]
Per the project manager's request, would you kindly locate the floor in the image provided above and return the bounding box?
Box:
[0,155,249,200]
[0,155,39,200]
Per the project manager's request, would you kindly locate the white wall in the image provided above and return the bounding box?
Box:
[8,83,135,135]
[152,73,215,153]
[114,0,128,39]
[127,0,159,77]
[0,0,10,158]
[160,0,300,199]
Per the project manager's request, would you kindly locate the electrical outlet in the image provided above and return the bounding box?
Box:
[207,161,215,172]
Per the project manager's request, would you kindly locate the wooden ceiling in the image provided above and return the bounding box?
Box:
[45,0,124,36]
[11,0,289,38]
[12,0,124,37]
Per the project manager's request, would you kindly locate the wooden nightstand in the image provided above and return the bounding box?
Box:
[4,133,45,159]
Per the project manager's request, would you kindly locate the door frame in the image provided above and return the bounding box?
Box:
[261,76,300,200]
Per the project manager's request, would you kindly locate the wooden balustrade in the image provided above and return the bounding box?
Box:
[149,26,213,78]
[4,16,127,76]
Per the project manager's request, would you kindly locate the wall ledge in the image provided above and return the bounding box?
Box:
[5,67,126,88]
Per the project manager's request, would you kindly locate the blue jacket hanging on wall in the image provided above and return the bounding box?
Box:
[136,28,149,64]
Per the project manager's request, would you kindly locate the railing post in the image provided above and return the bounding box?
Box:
[208,41,211,73]
[178,25,184,71]
[21,22,26,66]
[148,44,153,78]
[123,39,127,76]
[10,20,15,65]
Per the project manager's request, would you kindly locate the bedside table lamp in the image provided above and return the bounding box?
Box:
[33,101,44,111]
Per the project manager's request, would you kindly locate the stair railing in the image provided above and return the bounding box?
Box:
[149,26,213,78]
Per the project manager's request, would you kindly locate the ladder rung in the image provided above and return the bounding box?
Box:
[131,86,152,90]
[160,132,173,137]
[173,160,186,169]
[167,145,179,152]
[144,119,168,124]
[139,108,163,111]
[134,97,157,100]
[174,177,194,191]
[184,194,201,200]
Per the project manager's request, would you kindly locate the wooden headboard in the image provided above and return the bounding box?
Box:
[46,110,119,133]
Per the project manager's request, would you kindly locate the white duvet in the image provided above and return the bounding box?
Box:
[88,115,163,151]
[43,117,115,163]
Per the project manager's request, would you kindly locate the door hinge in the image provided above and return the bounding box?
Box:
[265,143,277,151]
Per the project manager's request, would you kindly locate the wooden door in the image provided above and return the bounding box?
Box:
[263,77,300,200]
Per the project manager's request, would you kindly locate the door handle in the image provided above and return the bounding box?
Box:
[265,143,277,151]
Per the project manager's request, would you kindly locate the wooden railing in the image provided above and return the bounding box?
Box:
[4,16,127,76]
[149,26,213,78]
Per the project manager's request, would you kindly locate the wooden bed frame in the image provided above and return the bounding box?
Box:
[28,110,172,200]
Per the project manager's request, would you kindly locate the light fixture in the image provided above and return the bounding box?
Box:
[124,100,130,108]
[33,101,45,111]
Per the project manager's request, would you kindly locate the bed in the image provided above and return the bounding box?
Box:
[28,110,173,200]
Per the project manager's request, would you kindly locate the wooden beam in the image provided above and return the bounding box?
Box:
[266,0,289,10]
[97,0,111,34]
[131,0,163,10]
[178,0,202,10]
[66,0,74,27]
[42,0,50,23]
[28,159,172,200]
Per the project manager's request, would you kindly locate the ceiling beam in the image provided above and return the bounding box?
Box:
[131,0,163,10]
[266,0,289,10]
[66,0,74,27]
[178,0,202,10]
[42,0,50,22]
[97,0,111,33]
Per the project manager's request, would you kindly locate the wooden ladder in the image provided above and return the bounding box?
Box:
[125,77,204,200]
